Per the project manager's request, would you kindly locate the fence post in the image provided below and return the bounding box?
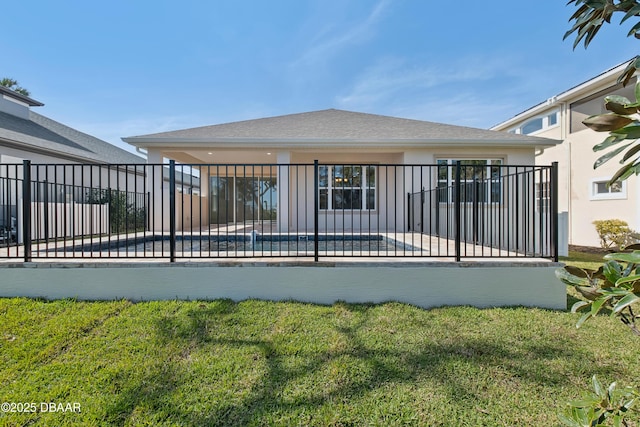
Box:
[169,160,176,263]
[454,161,461,262]
[551,162,559,262]
[314,160,319,262]
[22,160,32,262]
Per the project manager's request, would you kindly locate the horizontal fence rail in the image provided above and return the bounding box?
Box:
[0,161,558,262]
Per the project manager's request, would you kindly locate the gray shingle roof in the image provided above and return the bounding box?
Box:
[0,86,44,107]
[124,109,559,146]
[0,110,143,163]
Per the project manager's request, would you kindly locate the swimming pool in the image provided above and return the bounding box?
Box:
[56,233,420,255]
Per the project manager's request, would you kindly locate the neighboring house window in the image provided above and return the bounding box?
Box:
[521,118,543,135]
[437,159,502,203]
[509,109,559,135]
[590,178,626,200]
[536,181,550,212]
[319,165,376,210]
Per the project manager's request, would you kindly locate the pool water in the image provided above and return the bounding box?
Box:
[108,238,409,253]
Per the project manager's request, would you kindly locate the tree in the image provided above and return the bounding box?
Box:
[565,1,640,185]
[0,78,30,97]
[557,4,640,424]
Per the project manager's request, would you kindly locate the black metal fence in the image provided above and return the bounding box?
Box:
[0,160,558,261]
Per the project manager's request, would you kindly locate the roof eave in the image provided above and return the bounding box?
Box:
[0,86,44,107]
[123,137,559,149]
[492,59,633,130]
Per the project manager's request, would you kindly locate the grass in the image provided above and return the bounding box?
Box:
[560,250,607,270]
[1,295,640,426]
[0,251,638,426]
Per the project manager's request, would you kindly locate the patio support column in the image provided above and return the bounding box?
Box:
[199,166,210,227]
[146,149,166,232]
[276,151,290,233]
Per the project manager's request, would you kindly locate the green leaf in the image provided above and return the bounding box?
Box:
[583,114,634,132]
[564,265,597,278]
[594,143,634,169]
[612,292,640,314]
[603,260,623,284]
[593,134,628,152]
[610,123,640,138]
[593,375,605,398]
[622,4,640,23]
[614,274,640,286]
[609,163,636,184]
[556,268,591,287]
[576,310,593,328]
[590,297,607,316]
[571,300,590,313]
[622,143,640,162]
[605,251,640,263]
[628,20,640,37]
[605,96,637,115]
[617,56,640,86]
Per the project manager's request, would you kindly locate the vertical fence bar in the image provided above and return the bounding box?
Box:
[454,161,461,262]
[169,160,176,262]
[551,162,559,262]
[22,160,32,262]
[314,160,319,262]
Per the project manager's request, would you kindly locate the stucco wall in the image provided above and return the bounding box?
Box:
[536,127,638,247]
[0,261,565,310]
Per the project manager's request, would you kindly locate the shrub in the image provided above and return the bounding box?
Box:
[593,219,639,250]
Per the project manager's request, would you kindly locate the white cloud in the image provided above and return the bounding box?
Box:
[335,54,538,127]
[338,55,518,107]
[291,0,390,69]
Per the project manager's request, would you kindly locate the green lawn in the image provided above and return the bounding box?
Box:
[560,250,607,270]
[1,254,639,426]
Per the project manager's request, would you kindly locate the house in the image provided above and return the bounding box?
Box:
[123,109,561,257]
[491,60,637,248]
[0,85,145,241]
[0,85,143,165]
[0,108,567,309]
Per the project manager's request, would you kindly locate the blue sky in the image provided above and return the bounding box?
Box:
[2,1,639,154]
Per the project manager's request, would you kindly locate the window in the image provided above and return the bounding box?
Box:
[536,182,550,212]
[319,165,376,210]
[521,118,543,135]
[590,178,626,200]
[437,159,502,203]
[509,109,559,135]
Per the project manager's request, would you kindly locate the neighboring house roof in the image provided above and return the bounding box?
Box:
[491,59,633,130]
[123,109,559,149]
[0,88,142,164]
[0,86,44,107]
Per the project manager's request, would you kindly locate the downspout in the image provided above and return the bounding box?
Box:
[560,101,572,247]
[136,147,148,158]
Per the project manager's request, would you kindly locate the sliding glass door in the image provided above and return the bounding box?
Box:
[209,176,277,225]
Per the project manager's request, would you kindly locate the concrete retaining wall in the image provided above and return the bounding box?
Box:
[0,261,566,310]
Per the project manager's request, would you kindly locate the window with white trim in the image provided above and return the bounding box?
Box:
[536,181,550,212]
[319,165,376,210]
[590,178,626,200]
[437,159,502,203]
[510,109,559,135]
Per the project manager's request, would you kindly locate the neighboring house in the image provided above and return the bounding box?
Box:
[491,60,637,247]
[0,85,143,165]
[0,85,145,241]
[123,109,560,245]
